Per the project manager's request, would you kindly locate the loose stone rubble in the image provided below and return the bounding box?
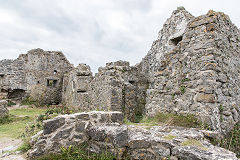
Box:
[28,111,239,160]
[0,100,8,118]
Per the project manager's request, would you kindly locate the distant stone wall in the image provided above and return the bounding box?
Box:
[22,49,73,104]
[0,48,73,103]
[28,111,239,160]
[62,64,93,110]
[0,58,26,100]
[62,61,148,121]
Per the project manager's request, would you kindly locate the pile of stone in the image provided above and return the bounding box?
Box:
[28,111,239,160]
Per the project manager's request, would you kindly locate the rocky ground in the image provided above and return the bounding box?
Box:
[0,137,25,160]
[0,104,46,160]
[28,111,239,160]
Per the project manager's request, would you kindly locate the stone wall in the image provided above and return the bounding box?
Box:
[0,58,26,100]
[62,64,93,110]
[28,111,239,160]
[138,8,240,134]
[0,48,73,104]
[62,61,148,121]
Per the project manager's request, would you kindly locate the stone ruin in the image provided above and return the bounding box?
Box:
[62,61,148,121]
[140,8,240,134]
[0,48,73,104]
[61,7,240,134]
[0,7,240,160]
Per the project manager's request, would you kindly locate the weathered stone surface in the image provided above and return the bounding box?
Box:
[62,61,148,121]
[0,48,73,103]
[28,112,239,160]
[0,100,8,118]
[1,7,240,159]
[43,117,65,135]
[139,7,240,134]
[28,111,125,158]
[196,93,215,103]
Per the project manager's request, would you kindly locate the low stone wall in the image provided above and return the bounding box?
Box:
[28,111,239,160]
[0,100,8,118]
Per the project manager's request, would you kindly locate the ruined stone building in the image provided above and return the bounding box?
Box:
[62,61,148,121]
[1,7,240,135]
[0,48,73,104]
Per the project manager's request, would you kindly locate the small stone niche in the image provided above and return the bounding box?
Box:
[47,79,58,87]
[76,72,90,77]
[77,89,87,93]
[0,74,4,85]
[129,80,135,84]
[170,36,183,46]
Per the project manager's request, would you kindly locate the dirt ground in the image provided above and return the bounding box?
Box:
[0,137,26,160]
[0,103,28,160]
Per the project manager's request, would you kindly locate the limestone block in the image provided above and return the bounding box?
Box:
[43,117,65,134]
[196,93,215,103]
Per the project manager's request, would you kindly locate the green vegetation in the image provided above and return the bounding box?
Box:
[179,86,186,94]
[7,100,16,106]
[171,94,175,100]
[0,108,46,138]
[219,105,224,113]
[219,105,224,122]
[37,144,116,160]
[37,106,73,122]
[209,123,240,158]
[181,78,190,83]
[124,112,201,128]
[17,139,31,152]
[21,97,41,107]
[0,115,10,124]
[163,134,177,140]
[181,139,207,150]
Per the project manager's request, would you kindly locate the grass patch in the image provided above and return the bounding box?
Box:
[179,86,186,94]
[125,112,201,128]
[181,78,190,83]
[163,134,177,140]
[209,123,240,158]
[181,139,207,150]
[124,112,201,128]
[21,97,41,107]
[0,108,46,138]
[10,108,46,117]
[17,139,31,152]
[0,116,11,124]
[36,144,116,160]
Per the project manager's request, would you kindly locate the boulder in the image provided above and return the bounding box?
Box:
[28,111,239,160]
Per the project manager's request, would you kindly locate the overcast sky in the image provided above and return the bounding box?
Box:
[0,0,239,72]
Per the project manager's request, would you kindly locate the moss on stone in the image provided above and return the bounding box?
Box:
[181,139,207,150]
[163,134,177,140]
